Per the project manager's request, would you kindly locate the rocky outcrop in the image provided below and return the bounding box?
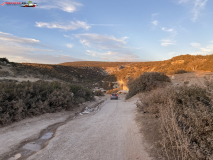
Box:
[171,60,184,65]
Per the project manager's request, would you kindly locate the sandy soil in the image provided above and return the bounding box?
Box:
[169,71,213,86]
[0,98,105,160]
[26,95,150,160]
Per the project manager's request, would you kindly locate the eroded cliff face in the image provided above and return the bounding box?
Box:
[102,67,120,74]
[117,80,129,91]
[100,66,130,91]
[101,64,129,74]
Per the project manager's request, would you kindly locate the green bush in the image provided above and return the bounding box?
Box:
[126,72,170,99]
[70,85,83,94]
[0,81,94,127]
[94,90,104,96]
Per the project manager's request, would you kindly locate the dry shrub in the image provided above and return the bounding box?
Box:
[94,90,104,96]
[137,83,213,160]
[174,69,188,74]
[137,87,172,116]
[0,81,94,127]
[0,71,10,77]
[126,72,170,99]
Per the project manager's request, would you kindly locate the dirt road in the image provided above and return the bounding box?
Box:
[26,95,150,160]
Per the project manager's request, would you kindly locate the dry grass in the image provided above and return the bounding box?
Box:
[126,72,171,99]
[60,61,133,67]
[137,82,213,160]
[135,113,162,159]
[94,90,104,96]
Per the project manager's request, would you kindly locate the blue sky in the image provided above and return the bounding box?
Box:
[0,0,213,64]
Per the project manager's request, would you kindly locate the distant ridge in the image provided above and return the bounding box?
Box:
[59,61,134,68]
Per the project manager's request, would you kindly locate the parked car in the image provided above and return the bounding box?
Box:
[110,93,118,100]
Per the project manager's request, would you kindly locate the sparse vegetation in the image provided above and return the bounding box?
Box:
[103,54,213,84]
[0,58,9,63]
[0,81,94,127]
[174,69,188,74]
[94,90,104,96]
[1,55,213,158]
[184,81,189,85]
[13,63,105,83]
[60,61,133,68]
[0,71,10,77]
[126,72,171,99]
[136,81,213,160]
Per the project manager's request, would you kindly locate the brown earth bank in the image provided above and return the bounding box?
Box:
[136,71,213,160]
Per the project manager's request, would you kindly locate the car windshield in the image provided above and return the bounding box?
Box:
[112,94,117,96]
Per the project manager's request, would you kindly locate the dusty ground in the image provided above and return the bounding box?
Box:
[0,64,55,82]
[0,97,105,160]
[24,94,150,160]
[169,71,213,86]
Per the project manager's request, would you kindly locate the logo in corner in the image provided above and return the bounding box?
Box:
[1,1,38,7]
[21,1,38,7]
[1,2,5,6]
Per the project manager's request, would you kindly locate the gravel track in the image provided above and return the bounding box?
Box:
[27,95,150,160]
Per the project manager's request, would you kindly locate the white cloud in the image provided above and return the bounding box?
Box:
[152,13,159,17]
[75,33,128,50]
[169,52,176,55]
[162,27,174,32]
[161,27,177,46]
[36,0,82,13]
[190,42,213,55]
[162,27,178,36]
[76,33,139,61]
[0,31,79,64]
[64,34,70,38]
[0,43,79,64]
[90,24,116,26]
[190,42,201,48]
[0,31,13,35]
[86,50,118,57]
[67,44,73,48]
[0,31,40,44]
[86,50,139,62]
[179,0,208,21]
[36,21,91,30]
[161,39,176,46]
[151,21,159,26]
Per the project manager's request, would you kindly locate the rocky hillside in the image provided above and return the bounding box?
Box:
[0,58,105,87]
[59,54,213,90]
[60,61,134,74]
[107,54,213,82]
[2,54,213,90]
